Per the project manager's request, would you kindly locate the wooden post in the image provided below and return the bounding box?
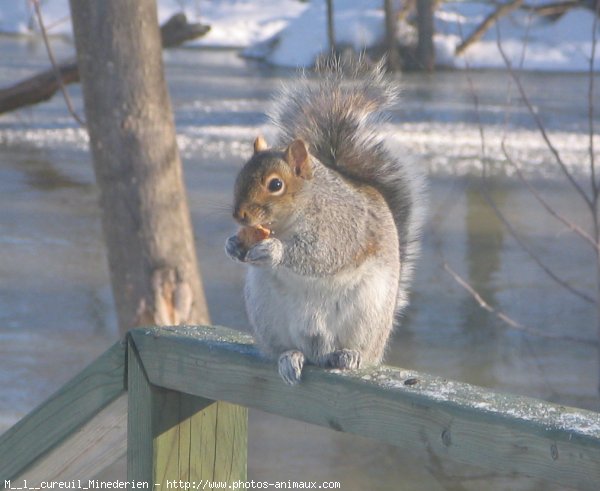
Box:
[127,340,247,485]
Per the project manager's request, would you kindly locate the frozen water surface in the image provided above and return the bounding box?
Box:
[0,39,598,490]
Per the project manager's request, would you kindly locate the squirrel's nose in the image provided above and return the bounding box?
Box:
[233,207,249,225]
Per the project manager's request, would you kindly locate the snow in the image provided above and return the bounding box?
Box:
[435,5,600,71]
[244,0,386,67]
[0,0,598,72]
[354,366,600,438]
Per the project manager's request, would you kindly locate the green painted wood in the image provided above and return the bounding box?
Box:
[127,338,247,485]
[213,402,247,483]
[165,394,246,483]
[17,394,127,484]
[127,341,154,483]
[130,325,600,491]
[0,341,126,483]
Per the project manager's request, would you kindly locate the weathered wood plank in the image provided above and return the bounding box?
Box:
[0,341,126,483]
[130,326,600,491]
[152,390,215,482]
[16,394,127,484]
[213,402,247,483]
[127,341,154,483]
[127,339,247,484]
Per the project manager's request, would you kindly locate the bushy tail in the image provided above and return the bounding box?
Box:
[269,57,425,313]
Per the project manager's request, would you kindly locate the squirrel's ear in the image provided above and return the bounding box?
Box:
[285,139,312,180]
[253,136,268,153]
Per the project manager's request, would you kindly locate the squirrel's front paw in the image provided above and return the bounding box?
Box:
[225,235,247,262]
[278,350,305,385]
[245,238,283,267]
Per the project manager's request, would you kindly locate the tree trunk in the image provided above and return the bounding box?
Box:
[417,0,435,71]
[326,0,336,53]
[384,0,401,71]
[69,0,210,334]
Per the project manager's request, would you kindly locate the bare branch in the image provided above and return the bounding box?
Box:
[501,141,600,251]
[443,261,597,346]
[44,15,71,32]
[479,176,595,304]
[520,1,583,19]
[439,4,598,348]
[31,0,86,127]
[454,14,487,155]
[495,28,593,209]
[459,18,594,303]
[0,60,78,114]
[0,12,210,116]
[455,0,523,56]
[447,8,594,340]
[589,2,599,195]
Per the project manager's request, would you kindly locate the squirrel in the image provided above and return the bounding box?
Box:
[225,58,425,385]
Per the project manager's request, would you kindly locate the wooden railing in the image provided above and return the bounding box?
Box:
[1,325,599,489]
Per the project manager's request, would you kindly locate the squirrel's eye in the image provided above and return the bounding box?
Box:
[267,177,284,194]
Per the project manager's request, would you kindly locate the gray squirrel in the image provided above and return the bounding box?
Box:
[225,59,425,385]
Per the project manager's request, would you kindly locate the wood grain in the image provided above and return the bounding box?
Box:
[17,394,127,484]
[127,339,247,485]
[0,341,126,482]
[130,325,600,491]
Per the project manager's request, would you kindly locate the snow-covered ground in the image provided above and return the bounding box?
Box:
[0,0,598,71]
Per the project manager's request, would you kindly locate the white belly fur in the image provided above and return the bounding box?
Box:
[244,258,397,364]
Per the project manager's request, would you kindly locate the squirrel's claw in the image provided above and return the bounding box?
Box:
[278,350,305,385]
[245,238,283,267]
[327,349,362,370]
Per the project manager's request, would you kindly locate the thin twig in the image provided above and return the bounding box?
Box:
[452,8,592,327]
[589,2,599,194]
[590,2,600,396]
[455,13,486,156]
[31,0,86,127]
[439,5,597,347]
[45,15,71,32]
[479,175,595,304]
[471,21,595,303]
[443,261,597,346]
[501,140,600,251]
[495,27,592,210]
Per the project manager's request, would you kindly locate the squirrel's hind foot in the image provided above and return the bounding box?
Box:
[327,349,362,370]
[278,350,305,385]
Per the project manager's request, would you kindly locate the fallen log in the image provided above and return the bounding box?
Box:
[0,12,210,115]
[521,0,587,21]
[160,11,211,48]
